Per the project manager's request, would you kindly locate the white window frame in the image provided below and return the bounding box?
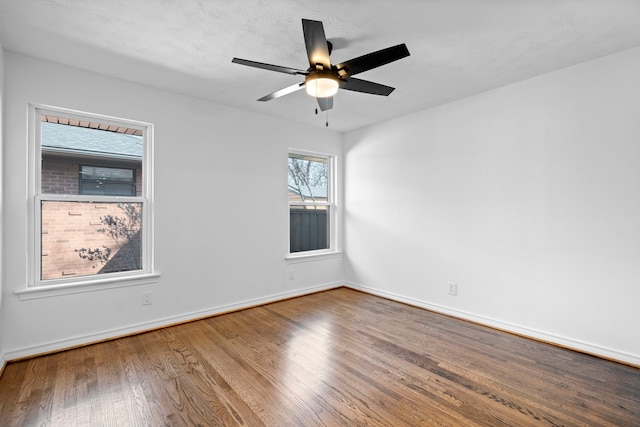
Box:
[24,104,157,294]
[287,149,339,259]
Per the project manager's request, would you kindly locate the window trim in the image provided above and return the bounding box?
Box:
[27,104,156,290]
[287,149,339,258]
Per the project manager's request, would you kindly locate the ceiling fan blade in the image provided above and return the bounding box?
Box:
[302,19,331,70]
[340,77,395,96]
[257,82,306,101]
[335,43,410,77]
[232,58,307,75]
[317,96,333,111]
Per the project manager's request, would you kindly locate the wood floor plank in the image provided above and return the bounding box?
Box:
[257,306,461,425]
[93,341,126,426]
[269,296,535,426]
[1,287,639,426]
[153,326,259,425]
[221,308,413,426]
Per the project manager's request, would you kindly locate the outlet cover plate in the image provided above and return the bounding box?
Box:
[142,291,153,305]
[448,282,458,296]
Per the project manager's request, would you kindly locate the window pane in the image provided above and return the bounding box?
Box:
[290,205,329,253]
[41,201,142,280]
[40,117,143,195]
[81,166,133,182]
[288,154,328,202]
[79,165,136,196]
[80,181,136,196]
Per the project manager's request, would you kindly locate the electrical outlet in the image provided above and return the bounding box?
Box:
[448,282,458,296]
[288,270,295,280]
[142,291,153,305]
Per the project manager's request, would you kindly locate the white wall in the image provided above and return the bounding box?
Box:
[0,45,5,369]
[344,47,640,365]
[2,52,343,359]
[4,46,639,367]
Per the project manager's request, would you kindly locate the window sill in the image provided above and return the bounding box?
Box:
[285,251,343,264]
[15,272,161,300]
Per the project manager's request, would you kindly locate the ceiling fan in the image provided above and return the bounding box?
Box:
[232,18,410,112]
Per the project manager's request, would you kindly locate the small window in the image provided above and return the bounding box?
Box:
[288,152,334,254]
[31,107,153,286]
[79,165,136,196]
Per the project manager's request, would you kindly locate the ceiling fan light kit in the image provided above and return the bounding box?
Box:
[232,18,410,114]
[305,72,339,98]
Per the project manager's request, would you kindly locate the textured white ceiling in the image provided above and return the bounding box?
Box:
[1,0,639,132]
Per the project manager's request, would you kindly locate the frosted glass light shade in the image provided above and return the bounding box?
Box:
[305,76,339,98]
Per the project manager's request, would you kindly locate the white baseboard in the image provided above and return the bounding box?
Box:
[5,281,638,368]
[4,282,343,362]
[0,353,6,378]
[345,282,640,367]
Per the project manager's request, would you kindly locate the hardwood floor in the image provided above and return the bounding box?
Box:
[1,288,639,426]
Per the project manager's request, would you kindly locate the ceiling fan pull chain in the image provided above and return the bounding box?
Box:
[326,111,329,127]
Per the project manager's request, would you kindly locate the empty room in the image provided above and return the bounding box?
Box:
[0,1,639,425]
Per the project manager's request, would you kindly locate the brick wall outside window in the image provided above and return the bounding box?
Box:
[40,157,143,280]
[41,159,80,194]
[41,158,142,196]
[41,201,142,280]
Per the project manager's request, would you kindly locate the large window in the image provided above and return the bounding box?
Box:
[288,151,335,254]
[30,106,153,286]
